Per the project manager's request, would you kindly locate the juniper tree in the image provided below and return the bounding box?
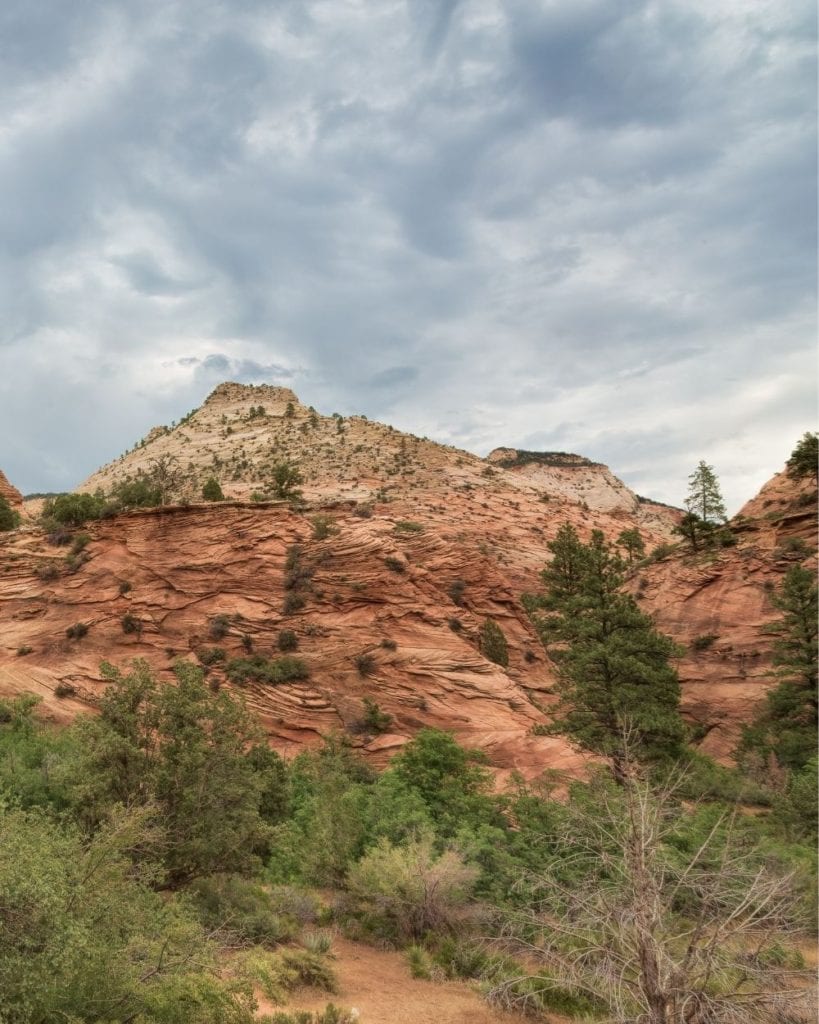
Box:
[528,526,684,779]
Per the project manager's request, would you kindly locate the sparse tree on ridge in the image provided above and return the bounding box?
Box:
[616,527,645,564]
[786,431,818,482]
[684,460,726,524]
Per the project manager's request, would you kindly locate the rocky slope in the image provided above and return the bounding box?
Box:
[1,382,813,777]
[0,469,22,510]
[633,469,816,760]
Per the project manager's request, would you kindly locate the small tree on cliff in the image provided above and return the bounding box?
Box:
[201,477,224,502]
[616,527,645,565]
[684,460,727,524]
[786,431,818,482]
[528,526,684,778]
[269,462,303,502]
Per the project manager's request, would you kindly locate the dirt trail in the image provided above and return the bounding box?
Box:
[258,936,526,1023]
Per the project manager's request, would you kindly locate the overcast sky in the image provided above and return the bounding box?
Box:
[1,0,815,511]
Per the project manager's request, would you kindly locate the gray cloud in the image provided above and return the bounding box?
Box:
[0,0,814,511]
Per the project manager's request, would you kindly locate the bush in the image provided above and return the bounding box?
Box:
[283,593,306,614]
[394,520,424,534]
[42,493,104,526]
[302,929,333,955]
[448,579,466,606]
[65,623,89,640]
[208,614,231,640]
[225,655,309,686]
[121,613,142,636]
[479,618,509,667]
[384,557,405,573]
[196,646,226,666]
[310,515,336,540]
[277,629,298,652]
[36,563,60,582]
[362,697,393,734]
[447,617,463,632]
[202,478,224,501]
[690,633,718,651]
[346,835,478,941]
[54,681,77,698]
[406,944,434,979]
[109,478,162,510]
[16,646,32,657]
[189,874,294,946]
[354,653,376,677]
[0,496,20,531]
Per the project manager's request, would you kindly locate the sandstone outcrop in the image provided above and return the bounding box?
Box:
[0,383,813,777]
[633,469,816,759]
[0,469,22,509]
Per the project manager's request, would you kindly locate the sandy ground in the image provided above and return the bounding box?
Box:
[257,936,527,1023]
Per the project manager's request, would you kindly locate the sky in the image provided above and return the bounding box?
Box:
[1,0,815,512]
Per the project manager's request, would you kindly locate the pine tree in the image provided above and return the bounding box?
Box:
[529,528,684,778]
[739,565,818,773]
[616,527,645,564]
[786,431,818,482]
[683,460,726,523]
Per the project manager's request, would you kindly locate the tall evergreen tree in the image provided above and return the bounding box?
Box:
[683,460,726,523]
[739,565,818,773]
[528,527,684,779]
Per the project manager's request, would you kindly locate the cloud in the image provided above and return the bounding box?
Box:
[0,0,814,512]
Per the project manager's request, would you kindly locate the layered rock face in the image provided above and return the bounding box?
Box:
[0,382,813,776]
[0,469,22,509]
[633,470,816,760]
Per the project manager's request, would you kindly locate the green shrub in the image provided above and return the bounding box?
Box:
[16,646,32,657]
[54,682,77,698]
[65,623,89,640]
[691,633,718,651]
[283,593,306,614]
[69,533,92,555]
[0,496,19,531]
[479,618,509,667]
[384,557,405,573]
[406,944,434,979]
[310,515,336,540]
[346,835,478,940]
[362,697,393,734]
[277,629,298,652]
[447,617,463,632]
[380,637,397,650]
[448,579,466,606]
[394,520,424,534]
[202,478,225,501]
[208,614,231,640]
[36,562,60,582]
[302,929,333,955]
[196,646,226,666]
[225,655,309,686]
[189,873,294,946]
[42,493,104,526]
